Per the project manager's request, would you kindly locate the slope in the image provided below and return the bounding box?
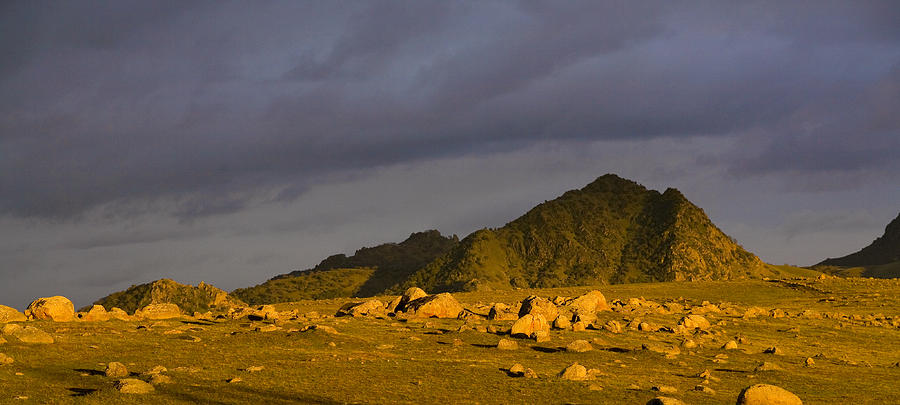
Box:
[814,212,900,278]
[402,174,768,293]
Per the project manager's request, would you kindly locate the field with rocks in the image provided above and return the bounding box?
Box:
[1,276,899,404]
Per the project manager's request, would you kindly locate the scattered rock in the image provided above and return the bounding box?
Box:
[566,340,593,353]
[510,314,550,338]
[105,362,129,378]
[508,363,526,376]
[678,315,711,330]
[519,296,558,321]
[136,304,182,320]
[558,362,588,380]
[804,357,815,367]
[652,385,678,394]
[142,366,167,376]
[5,325,54,344]
[149,374,171,385]
[602,320,622,333]
[681,339,698,349]
[226,377,243,383]
[646,397,687,405]
[80,305,110,322]
[531,330,550,342]
[301,325,339,334]
[694,385,716,394]
[723,340,738,350]
[523,368,538,378]
[114,378,155,394]
[497,338,519,350]
[754,362,783,372]
[567,290,610,313]
[336,300,385,317]
[404,293,463,318]
[736,384,803,405]
[0,353,13,365]
[244,366,264,372]
[764,347,784,355]
[488,304,519,321]
[0,306,27,323]
[24,296,75,322]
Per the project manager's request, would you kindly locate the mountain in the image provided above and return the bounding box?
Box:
[814,212,900,278]
[86,279,245,314]
[231,230,459,304]
[400,174,768,292]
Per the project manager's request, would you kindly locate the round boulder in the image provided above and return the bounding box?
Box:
[567,290,610,313]
[737,384,802,405]
[678,315,711,330]
[0,306,27,323]
[106,362,129,378]
[510,314,549,338]
[404,293,463,319]
[115,378,155,394]
[24,296,75,322]
[518,296,558,321]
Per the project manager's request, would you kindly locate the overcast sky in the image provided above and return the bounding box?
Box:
[2,1,899,309]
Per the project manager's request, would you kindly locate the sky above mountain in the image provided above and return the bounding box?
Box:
[2,1,899,308]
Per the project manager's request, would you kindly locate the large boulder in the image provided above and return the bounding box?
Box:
[518,296,559,321]
[114,378,155,394]
[567,291,610,313]
[396,287,428,312]
[558,362,588,380]
[2,325,54,344]
[404,293,463,318]
[24,296,75,322]
[0,306,26,323]
[678,314,711,330]
[336,300,385,317]
[79,305,110,322]
[136,303,182,320]
[736,384,802,405]
[510,314,550,338]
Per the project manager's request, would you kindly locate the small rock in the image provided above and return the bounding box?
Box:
[652,385,678,394]
[681,339,697,349]
[142,366,167,376]
[804,357,815,367]
[646,397,687,405]
[0,353,13,365]
[754,362,783,372]
[244,366,264,372]
[531,330,550,342]
[508,363,525,376]
[105,362,129,378]
[226,377,242,383]
[558,362,588,380]
[523,368,538,378]
[694,385,716,394]
[763,346,784,355]
[602,320,622,333]
[497,338,519,350]
[678,315,711,330]
[736,384,802,405]
[149,374,171,385]
[135,303,182,320]
[723,340,738,350]
[114,378,154,394]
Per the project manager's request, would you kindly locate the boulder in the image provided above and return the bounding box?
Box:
[80,305,110,322]
[136,303,182,320]
[496,338,519,350]
[404,293,463,318]
[396,287,427,312]
[386,296,403,313]
[518,296,559,321]
[108,308,131,320]
[723,340,738,350]
[567,291,610,313]
[488,304,519,321]
[105,362,129,378]
[336,300,385,317]
[678,315,711,330]
[553,314,572,330]
[646,397,687,405]
[508,363,525,376]
[558,362,588,380]
[510,314,549,338]
[24,296,75,322]
[0,306,26,323]
[114,378,155,394]
[736,384,803,405]
[566,339,593,353]
[149,374,172,385]
[0,353,13,365]
[5,325,54,344]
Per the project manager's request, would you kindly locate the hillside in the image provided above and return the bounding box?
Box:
[87,279,245,314]
[401,174,768,293]
[232,230,459,304]
[814,212,900,278]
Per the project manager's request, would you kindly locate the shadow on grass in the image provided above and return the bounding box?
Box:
[181,320,218,326]
[471,343,496,348]
[714,368,750,373]
[603,347,632,353]
[73,368,105,376]
[531,346,562,353]
[68,387,98,397]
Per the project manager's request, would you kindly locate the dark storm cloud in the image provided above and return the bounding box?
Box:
[2,1,899,219]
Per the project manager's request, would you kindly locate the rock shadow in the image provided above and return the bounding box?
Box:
[73,368,105,376]
[68,388,98,397]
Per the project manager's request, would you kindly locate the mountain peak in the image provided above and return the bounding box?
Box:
[818,211,900,268]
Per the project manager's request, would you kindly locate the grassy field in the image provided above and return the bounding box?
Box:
[1,277,898,404]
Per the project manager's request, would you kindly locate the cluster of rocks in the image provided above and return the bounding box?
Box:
[0,296,187,327]
[335,287,464,320]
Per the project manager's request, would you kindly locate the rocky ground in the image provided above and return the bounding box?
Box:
[1,277,899,404]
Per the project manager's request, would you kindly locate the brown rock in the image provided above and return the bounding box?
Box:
[736,384,803,405]
[510,314,549,338]
[646,397,687,405]
[497,338,519,350]
[149,374,171,385]
[754,362,783,372]
[566,339,594,353]
[336,300,385,317]
[404,293,463,319]
[678,315,711,330]
[602,320,622,333]
[136,303,182,320]
[24,296,75,322]
[558,362,588,380]
[567,291,610,313]
[723,340,738,350]
[80,305,110,322]
[0,353,13,365]
[508,363,526,376]
[518,296,558,321]
[106,362,129,378]
[108,308,131,320]
[114,378,154,394]
[0,306,26,323]
[553,314,572,330]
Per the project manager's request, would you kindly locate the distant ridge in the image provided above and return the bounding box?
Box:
[86,279,245,314]
[814,212,900,278]
[227,174,782,305]
[400,174,768,293]
[232,230,459,305]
